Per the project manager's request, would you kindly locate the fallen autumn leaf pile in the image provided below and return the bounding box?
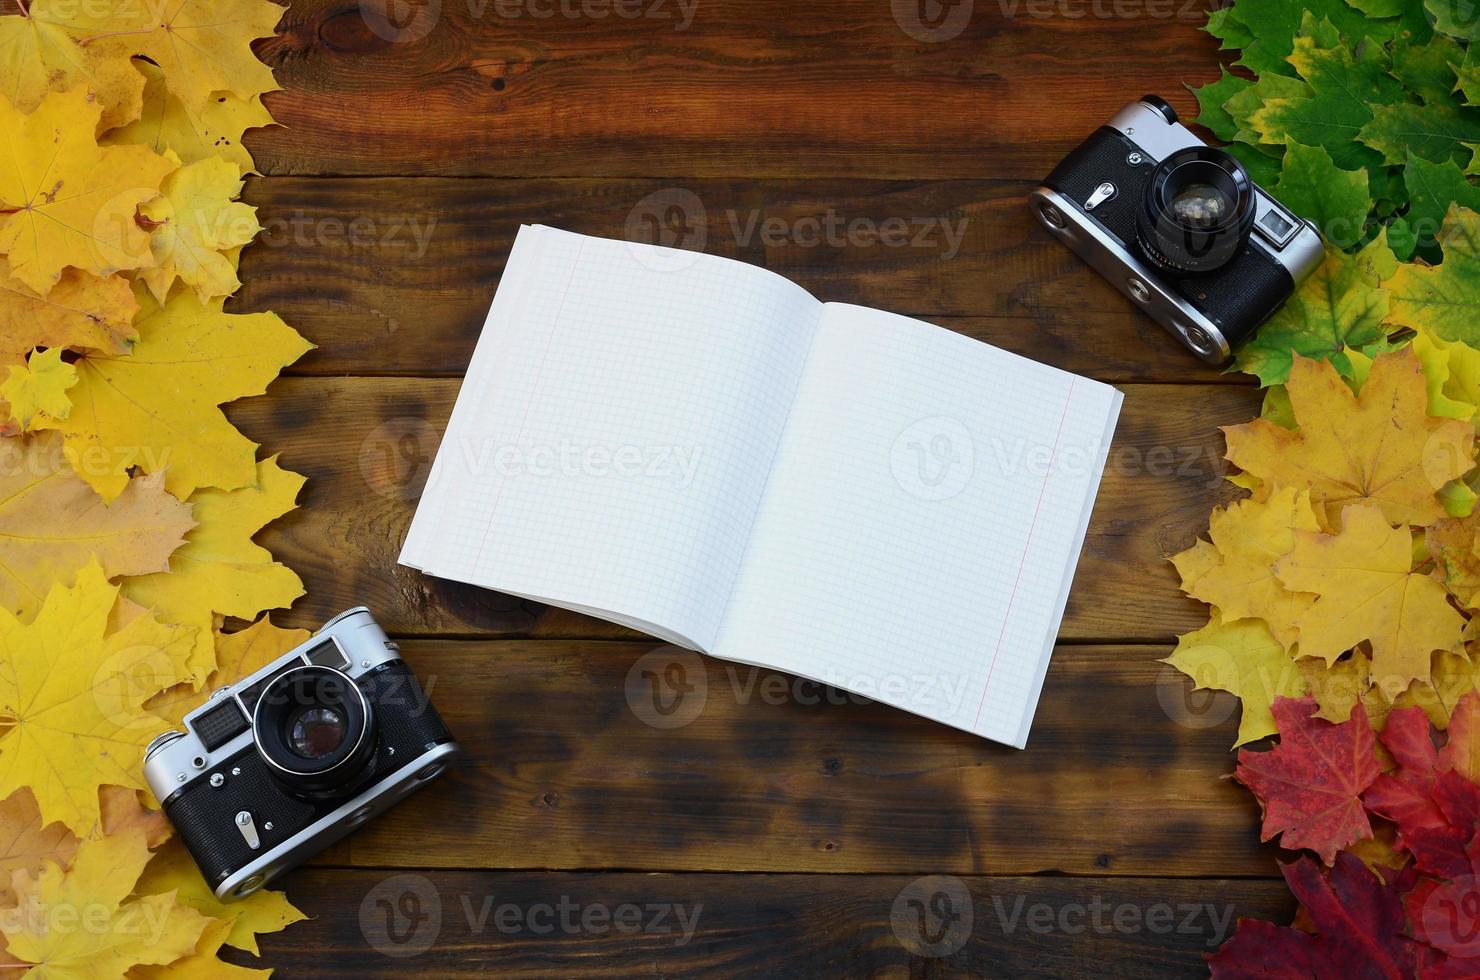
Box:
[0,0,313,975]
[1174,1,1480,974]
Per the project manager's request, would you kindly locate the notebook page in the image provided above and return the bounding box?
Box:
[711,304,1122,746]
[400,226,822,650]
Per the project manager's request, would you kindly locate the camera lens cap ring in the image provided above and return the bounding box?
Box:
[1136,145,1256,275]
[252,665,377,795]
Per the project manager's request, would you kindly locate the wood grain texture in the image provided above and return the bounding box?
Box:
[238,175,1250,382]
[297,640,1267,877]
[227,378,1252,640]
[257,869,1291,977]
[248,0,1223,178]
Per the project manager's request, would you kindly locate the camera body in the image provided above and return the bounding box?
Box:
[1030,96,1324,363]
[144,608,459,902]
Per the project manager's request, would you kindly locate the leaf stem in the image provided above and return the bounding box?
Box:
[77,28,152,47]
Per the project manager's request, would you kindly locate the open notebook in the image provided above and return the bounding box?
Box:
[400,226,1123,747]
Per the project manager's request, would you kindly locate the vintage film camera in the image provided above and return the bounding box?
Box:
[1030,95,1324,363]
[144,607,460,901]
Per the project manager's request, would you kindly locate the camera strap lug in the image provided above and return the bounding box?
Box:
[235,810,262,850]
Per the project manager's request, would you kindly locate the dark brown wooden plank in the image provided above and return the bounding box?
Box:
[227,379,1252,641]
[237,175,1248,383]
[293,641,1270,876]
[259,869,1290,977]
[249,0,1222,178]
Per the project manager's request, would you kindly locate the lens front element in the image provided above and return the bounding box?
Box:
[253,665,376,796]
[1136,146,1256,274]
[288,705,348,759]
[1169,182,1230,226]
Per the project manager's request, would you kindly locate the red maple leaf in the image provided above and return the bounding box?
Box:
[1236,697,1382,864]
[1406,830,1480,975]
[1363,702,1480,879]
[1209,852,1422,978]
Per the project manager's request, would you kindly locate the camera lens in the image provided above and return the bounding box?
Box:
[1136,146,1255,274]
[253,666,376,797]
[287,706,348,759]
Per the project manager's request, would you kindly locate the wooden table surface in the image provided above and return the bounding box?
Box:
[236,1,1294,975]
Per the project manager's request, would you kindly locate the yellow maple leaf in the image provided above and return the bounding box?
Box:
[0,788,75,907]
[0,261,137,362]
[124,457,306,685]
[0,562,196,834]
[139,157,259,301]
[1399,648,1480,729]
[2,830,209,979]
[130,919,270,980]
[1,347,75,430]
[1169,538,1218,595]
[55,0,284,116]
[147,617,308,729]
[1301,651,1372,725]
[0,6,143,131]
[136,839,306,956]
[1224,350,1476,532]
[32,288,312,500]
[1163,616,1308,746]
[95,784,171,847]
[1427,510,1480,610]
[0,87,175,294]
[1171,487,1321,650]
[0,432,193,621]
[1387,205,1480,342]
[1275,502,1466,698]
[105,59,274,175]
[1410,328,1480,421]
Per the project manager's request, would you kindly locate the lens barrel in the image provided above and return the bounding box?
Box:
[1136,146,1256,274]
[253,665,376,797]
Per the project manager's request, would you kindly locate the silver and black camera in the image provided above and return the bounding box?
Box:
[1031,95,1324,363]
[144,608,460,901]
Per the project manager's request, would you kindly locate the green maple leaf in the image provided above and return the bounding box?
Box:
[1217,0,1404,76]
[1229,141,1284,189]
[1427,0,1480,41]
[1205,5,1255,51]
[1360,99,1480,169]
[1386,204,1480,344]
[1252,15,1407,178]
[1390,32,1464,103]
[1191,68,1253,143]
[1237,235,1396,386]
[1273,142,1373,247]
[1455,45,1480,105]
[1401,155,1480,259]
[1389,215,1419,258]
[1226,73,1311,147]
[1349,0,1417,14]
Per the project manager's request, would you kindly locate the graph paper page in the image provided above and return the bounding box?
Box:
[711,303,1122,746]
[400,226,821,649]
